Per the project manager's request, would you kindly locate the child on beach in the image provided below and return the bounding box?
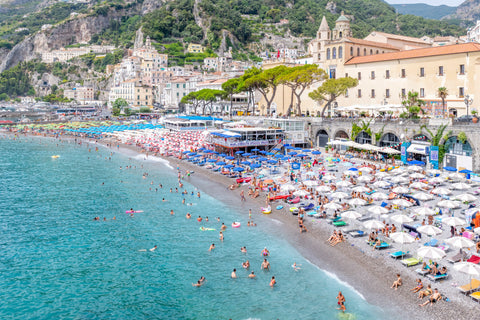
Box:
[391,274,402,290]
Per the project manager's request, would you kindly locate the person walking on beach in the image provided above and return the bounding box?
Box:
[336,291,346,312]
[240,190,246,201]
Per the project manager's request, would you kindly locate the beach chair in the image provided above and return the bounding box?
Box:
[447,251,468,264]
[369,241,390,250]
[427,273,448,282]
[423,238,438,247]
[415,268,430,276]
[329,216,342,223]
[470,291,480,302]
[390,251,409,259]
[401,257,422,267]
[348,230,365,238]
[458,279,480,294]
[467,255,480,264]
[333,220,347,227]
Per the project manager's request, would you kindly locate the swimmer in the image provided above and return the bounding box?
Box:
[217,217,220,222]
[162,198,166,202]
[221,223,227,231]
[270,276,276,287]
[336,291,346,312]
[261,258,270,270]
[209,243,215,251]
[242,260,250,269]
[186,213,191,219]
[149,245,157,252]
[182,199,185,204]
[292,262,301,271]
[197,216,203,222]
[199,276,205,283]
[170,210,174,215]
[261,247,270,256]
[205,216,209,222]
[248,271,256,279]
[192,280,203,287]
[219,232,224,241]
[197,192,201,198]
[231,268,237,278]
[249,209,252,220]
[241,246,247,253]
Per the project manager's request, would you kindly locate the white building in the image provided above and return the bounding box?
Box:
[468,21,480,43]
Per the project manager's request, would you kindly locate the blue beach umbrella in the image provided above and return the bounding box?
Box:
[258,157,268,162]
[266,152,274,155]
[241,161,251,165]
[267,160,278,164]
[217,161,226,165]
[224,164,234,169]
[251,148,260,152]
[207,159,218,162]
[302,149,311,153]
[233,167,245,172]
[459,169,472,173]
[311,150,321,155]
[288,152,298,156]
[250,163,261,168]
[272,148,281,151]
[259,150,267,154]
[274,154,283,158]
[296,154,307,157]
[348,167,358,171]
[225,156,235,160]
[182,150,190,154]
[235,151,244,154]
[243,153,252,156]
[443,166,457,172]
[249,155,258,159]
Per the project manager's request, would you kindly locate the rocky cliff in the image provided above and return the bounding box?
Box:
[444,0,480,22]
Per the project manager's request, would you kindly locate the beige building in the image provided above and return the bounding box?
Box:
[64,86,95,104]
[109,79,153,108]
[187,43,204,53]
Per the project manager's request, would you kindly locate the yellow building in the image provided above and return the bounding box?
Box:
[341,43,480,117]
[187,43,205,53]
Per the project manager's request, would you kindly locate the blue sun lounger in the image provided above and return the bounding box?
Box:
[390,251,409,259]
[427,273,448,282]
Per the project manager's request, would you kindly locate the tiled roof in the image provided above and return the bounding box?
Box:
[369,31,429,44]
[345,37,400,51]
[345,43,480,65]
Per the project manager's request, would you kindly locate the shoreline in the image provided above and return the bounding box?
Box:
[6,131,478,319]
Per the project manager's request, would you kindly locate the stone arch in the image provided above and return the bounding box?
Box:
[378,132,400,148]
[334,129,349,140]
[355,131,372,144]
[444,135,473,156]
[316,129,329,147]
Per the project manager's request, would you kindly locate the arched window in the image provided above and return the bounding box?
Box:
[339,46,343,59]
[357,48,360,56]
[332,47,337,59]
[364,48,367,56]
[370,49,373,55]
[376,50,379,54]
[350,47,353,56]
[327,48,331,60]
[445,136,472,156]
[339,31,343,38]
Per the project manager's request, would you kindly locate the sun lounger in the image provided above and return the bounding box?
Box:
[447,251,468,263]
[424,239,438,247]
[458,279,480,294]
[470,291,480,302]
[369,241,390,250]
[467,255,480,264]
[415,268,430,276]
[349,230,365,237]
[427,273,448,282]
[333,220,347,227]
[301,203,315,211]
[390,251,409,259]
[401,257,422,267]
[329,216,342,223]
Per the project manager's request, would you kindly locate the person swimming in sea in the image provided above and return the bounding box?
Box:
[186,212,191,219]
[149,245,157,252]
[292,262,301,271]
[262,247,270,256]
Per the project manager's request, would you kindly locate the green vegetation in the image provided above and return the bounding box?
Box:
[90,15,142,48]
[351,119,373,142]
[79,49,124,73]
[401,91,425,118]
[0,62,33,98]
[308,77,359,117]
[181,89,225,114]
[112,98,129,116]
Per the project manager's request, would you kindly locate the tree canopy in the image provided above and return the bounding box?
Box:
[309,77,358,117]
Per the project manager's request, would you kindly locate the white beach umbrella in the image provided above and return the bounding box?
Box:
[427,169,442,176]
[322,174,337,181]
[391,214,414,225]
[410,172,426,179]
[363,219,385,230]
[316,185,332,193]
[390,232,415,244]
[344,170,359,177]
[454,262,480,290]
[417,246,446,260]
[441,216,467,227]
[352,186,370,193]
[408,165,423,172]
[448,172,465,181]
[372,192,389,201]
[417,225,443,236]
[341,210,363,220]
[410,182,428,190]
[454,193,477,202]
[393,198,413,207]
[437,199,460,209]
[359,167,373,173]
[475,227,480,234]
[348,198,367,206]
[429,177,444,185]
[375,171,389,179]
[390,176,410,184]
[324,202,343,210]
[293,190,310,197]
[337,180,352,188]
[452,182,471,190]
[357,175,372,183]
[281,184,297,192]
[303,180,318,187]
[413,206,436,216]
[445,236,475,249]
[431,187,452,195]
[392,186,409,194]
[373,181,390,188]
[412,192,434,201]
[368,205,389,215]
[331,191,349,199]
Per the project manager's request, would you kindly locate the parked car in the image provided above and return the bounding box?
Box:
[456,115,475,122]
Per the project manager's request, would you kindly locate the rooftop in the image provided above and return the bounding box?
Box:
[345,43,480,65]
[368,31,430,44]
[345,37,400,51]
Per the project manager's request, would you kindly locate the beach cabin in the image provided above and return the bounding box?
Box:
[263,118,310,148]
[208,127,284,154]
[163,116,219,131]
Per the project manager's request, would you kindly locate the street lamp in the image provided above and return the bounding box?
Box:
[464,94,473,116]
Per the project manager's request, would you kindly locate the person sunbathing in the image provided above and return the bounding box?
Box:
[252,190,259,198]
[372,239,383,250]
[437,266,447,275]
[429,262,439,275]
[418,285,432,299]
[419,288,442,307]
[411,279,423,293]
[331,231,344,246]
[421,262,430,271]
[327,231,338,245]
[391,274,402,290]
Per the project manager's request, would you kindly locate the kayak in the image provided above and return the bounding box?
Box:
[269,194,289,201]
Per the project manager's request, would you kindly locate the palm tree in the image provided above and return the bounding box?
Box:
[437,87,448,118]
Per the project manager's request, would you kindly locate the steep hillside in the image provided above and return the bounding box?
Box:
[445,0,480,23]
[391,3,456,20]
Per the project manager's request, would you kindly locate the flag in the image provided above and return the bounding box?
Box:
[277,50,280,58]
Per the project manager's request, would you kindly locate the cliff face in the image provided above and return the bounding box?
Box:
[444,0,480,22]
[0,10,125,72]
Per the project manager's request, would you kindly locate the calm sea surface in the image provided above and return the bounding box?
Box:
[0,135,387,319]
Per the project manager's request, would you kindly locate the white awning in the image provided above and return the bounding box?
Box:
[407,143,429,155]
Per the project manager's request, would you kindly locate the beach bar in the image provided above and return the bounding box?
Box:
[208,127,284,154]
[163,116,219,131]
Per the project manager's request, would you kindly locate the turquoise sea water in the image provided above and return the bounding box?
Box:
[0,135,387,319]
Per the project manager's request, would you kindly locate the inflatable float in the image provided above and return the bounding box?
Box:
[199,227,216,231]
[126,210,144,213]
[236,177,252,184]
[289,207,299,215]
[232,222,241,228]
[269,194,289,201]
[287,196,300,204]
[261,206,272,214]
[276,205,284,210]
[51,155,60,159]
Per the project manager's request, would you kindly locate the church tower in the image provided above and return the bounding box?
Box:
[332,11,352,40]
[317,16,331,41]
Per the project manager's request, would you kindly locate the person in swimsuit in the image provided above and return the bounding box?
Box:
[231,269,237,278]
[209,243,215,251]
[261,259,270,270]
[418,284,432,299]
[269,276,276,287]
[419,288,442,307]
[261,247,269,256]
[391,274,402,290]
[336,291,346,312]
[410,279,423,293]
